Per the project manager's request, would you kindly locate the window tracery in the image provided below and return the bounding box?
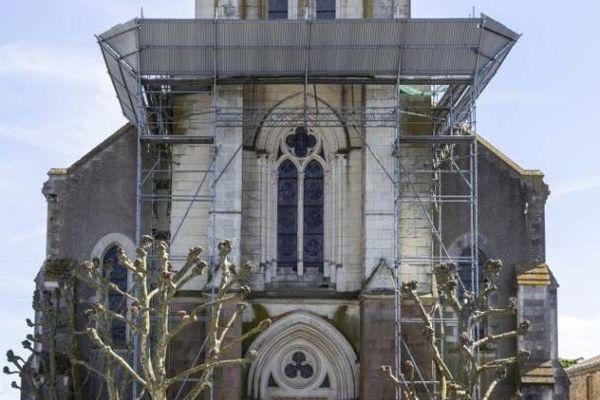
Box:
[276,127,325,275]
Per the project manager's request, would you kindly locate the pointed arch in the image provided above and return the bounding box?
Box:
[253,92,350,156]
[249,93,350,288]
[246,311,359,399]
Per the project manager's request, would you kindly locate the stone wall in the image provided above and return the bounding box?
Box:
[441,140,566,399]
[196,0,408,19]
[171,87,244,287]
[569,370,599,400]
[167,298,208,399]
[360,295,396,400]
[43,125,137,262]
[364,86,397,281]
[212,302,243,399]
[171,93,213,279]
[42,125,140,400]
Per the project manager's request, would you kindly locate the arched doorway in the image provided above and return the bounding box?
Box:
[246,311,359,400]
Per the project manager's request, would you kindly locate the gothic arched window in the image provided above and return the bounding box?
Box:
[103,246,128,344]
[276,127,325,275]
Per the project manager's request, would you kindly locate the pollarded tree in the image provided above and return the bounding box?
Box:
[7,237,271,400]
[382,259,530,400]
[72,236,272,400]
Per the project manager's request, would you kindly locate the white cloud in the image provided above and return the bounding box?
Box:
[551,178,600,198]
[8,226,46,244]
[478,87,529,106]
[0,42,127,162]
[86,0,194,19]
[0,43,107,87]
[558,315,600,359]
[0,101,125,163]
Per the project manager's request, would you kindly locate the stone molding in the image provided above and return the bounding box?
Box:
[246,310,358,399]
[90,232,136,260]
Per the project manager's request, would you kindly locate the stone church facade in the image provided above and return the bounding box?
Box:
[36,0,569,399]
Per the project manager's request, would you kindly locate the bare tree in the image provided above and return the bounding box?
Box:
[382,259,530,400]
[71,236,272,400]
[8,237,271,400]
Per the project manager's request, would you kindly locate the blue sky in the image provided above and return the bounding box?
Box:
[0,0,598,398]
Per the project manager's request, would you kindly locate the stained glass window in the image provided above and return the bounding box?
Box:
[286,127,317,157]
[303,160,324,272]
[277,160,298,271]
[103,246,127,344]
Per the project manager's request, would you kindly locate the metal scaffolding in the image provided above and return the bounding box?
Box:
[97,14,519,400]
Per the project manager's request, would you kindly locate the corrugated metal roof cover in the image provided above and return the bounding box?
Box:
[97,15,519,125]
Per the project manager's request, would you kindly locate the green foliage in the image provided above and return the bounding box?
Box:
[560,358,582,369]
[44,259,77,281]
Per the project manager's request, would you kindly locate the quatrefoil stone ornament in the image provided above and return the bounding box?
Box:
[286,127,317,157]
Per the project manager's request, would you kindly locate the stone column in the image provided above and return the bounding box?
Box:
[335,153,347,291]
[328,154,337,281]
[369,0,410,18]
[196,0,242,18]
[363,85,396,279]
[267,162,277,275]
[397,140,434,290]
[258,154,268,277]
[245,0,263,19]
[297,170,305,276]
[170,93,213,288]
[213,86,244,267]
[338,0,362,18]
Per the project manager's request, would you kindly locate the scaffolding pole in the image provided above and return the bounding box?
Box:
[125,77,481,400]
[89,13,523,400]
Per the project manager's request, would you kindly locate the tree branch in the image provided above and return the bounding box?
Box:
[85,328,147,387]
[167,352,257,386]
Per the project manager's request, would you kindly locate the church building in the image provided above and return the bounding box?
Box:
[37,0,568,399]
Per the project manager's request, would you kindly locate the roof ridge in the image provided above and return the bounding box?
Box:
[476,135,544,177]
[48,123,134,176]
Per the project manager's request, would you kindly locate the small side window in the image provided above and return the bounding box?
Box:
[316,0,335,19]
[268,0,288,19]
